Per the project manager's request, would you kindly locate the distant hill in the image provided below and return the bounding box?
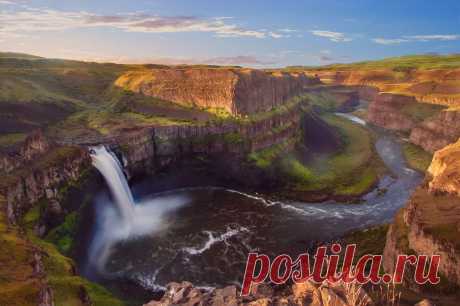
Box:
[286,54,460,71]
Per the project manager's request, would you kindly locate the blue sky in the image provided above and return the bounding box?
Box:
[1,0,459,67]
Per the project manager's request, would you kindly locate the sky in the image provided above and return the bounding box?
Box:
[1,0,460,67]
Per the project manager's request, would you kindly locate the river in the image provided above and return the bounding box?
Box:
[78,113,422,292]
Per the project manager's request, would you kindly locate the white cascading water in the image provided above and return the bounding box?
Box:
[86,145,189,274]
[89,145,134,223]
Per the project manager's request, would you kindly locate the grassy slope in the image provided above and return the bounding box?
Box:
[289,54,460,71]
[402,143,433,172]
[281,113,384,196]
[248,91,385,198]
[0,53,218,145]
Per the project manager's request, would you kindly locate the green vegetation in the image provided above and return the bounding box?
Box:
[223,132,245,144]
[402,143,433,172]
[16,196,126,306]
[279,113,384,197]
[248,136,298,169]
[343,224,390,260]
[400,102,445,123]
[288,54,460,71]
[243,94,307,123]
[45,212,79,254]
[0,133,27,148]
[304,91,343,113]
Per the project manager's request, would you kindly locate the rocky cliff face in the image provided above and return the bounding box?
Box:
[0,130,51,173]
[427,138,460,196]
[367,93,417,132]
[311,67,460,153]
[365,92,460,153]
[115,68,319,115]
[383,138,460,290]
[0,132,90,224]
[111,101,302,177]
[410,110,460,153]
[313,68,460,107]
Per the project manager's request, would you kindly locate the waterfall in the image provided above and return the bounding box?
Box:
[89,146,134,222]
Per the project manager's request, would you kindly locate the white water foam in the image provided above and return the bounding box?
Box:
[88,146,190,274]
[183,226,250,256]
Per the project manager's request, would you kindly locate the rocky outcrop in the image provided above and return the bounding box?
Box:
[366,93,460,152]
[313,68,460,107]
[144,281,371,306]
[0,130,51,173]
[115,68,320,116]
[410,110,460,153]
[0,134,90,224]
[368,93,417,132]
[427,138,460,196]
[383,139,460,291]
[98,100,304,176]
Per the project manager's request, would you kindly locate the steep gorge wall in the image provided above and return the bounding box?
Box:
[115,68,319,115]
[383,138,460,290]
[0,134,90,224]
[313,68,460,107]
[107,102,303,177]
[311,68,460,153]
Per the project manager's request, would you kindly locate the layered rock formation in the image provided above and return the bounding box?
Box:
[427,138,460,196]
[366,92,460,153]
[115,68,319,115]
[310,65,460,153]
[313,68,460,107]
[0,132,90,224]
[0,130,51,173]
[144,281,372,306]
[410,110,460,153]
[383,138,460,290]
[367,93,417,132]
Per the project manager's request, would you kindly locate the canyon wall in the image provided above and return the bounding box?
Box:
[313,68,460,107]
[0,133,90,224]
[310,67,460,153]
[367,93,460,152]
[106,100,303,178]
[383,138,460,290]
[0,68,315,224]
[115,68,320,115]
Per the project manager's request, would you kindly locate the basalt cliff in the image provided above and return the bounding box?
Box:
[383,138,460,292]
[115,68,319,116]
[308,59,460,153]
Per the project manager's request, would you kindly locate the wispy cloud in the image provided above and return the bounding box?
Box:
[372,38,410,45]
[0,5,283,40]
[278,28,297,33]
[373,34,460,45]
[110,55,273,66]
[408,34,460,41]
[310,30,352,42]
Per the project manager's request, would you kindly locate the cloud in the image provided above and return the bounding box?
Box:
[0,6,272,40]
[268,31,284,38]
[373,34,460,45]
[372,38,410,45]
[110,55,273,66]
[310,30,352,42]
[407,34,460,41]
[278,28,297,33]
[206,55,273,65]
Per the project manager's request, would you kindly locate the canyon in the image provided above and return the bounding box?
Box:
[1,53,460,305]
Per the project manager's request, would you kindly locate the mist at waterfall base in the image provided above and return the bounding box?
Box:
[84,127,421,292]
[85,146,190,284]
